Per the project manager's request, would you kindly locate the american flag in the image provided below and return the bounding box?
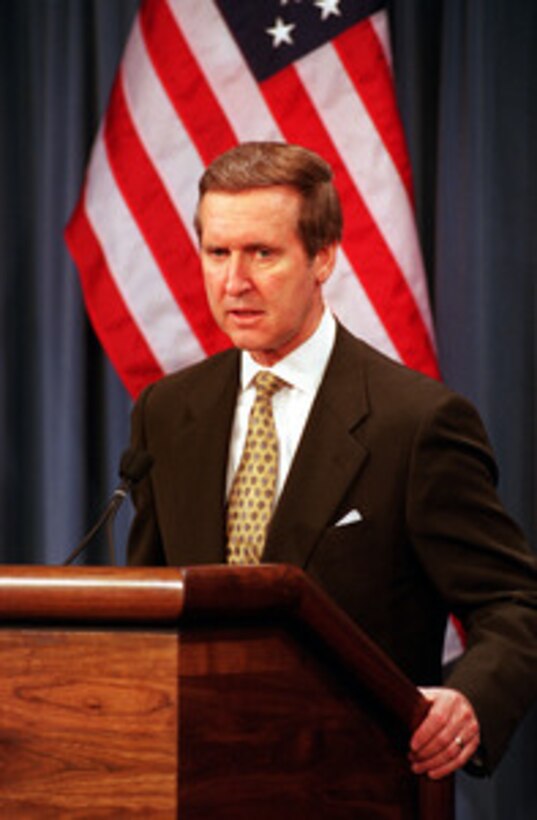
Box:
[65,0,439,399]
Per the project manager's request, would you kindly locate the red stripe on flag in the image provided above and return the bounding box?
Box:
[103,71,230,356]
[65,196,164,398]
[334,20,415,203]
[261,65,439,378]
[140,0,237,164]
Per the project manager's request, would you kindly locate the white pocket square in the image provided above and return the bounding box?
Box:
[335,509,363,526]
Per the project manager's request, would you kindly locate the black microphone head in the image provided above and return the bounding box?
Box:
[119,448,154,484]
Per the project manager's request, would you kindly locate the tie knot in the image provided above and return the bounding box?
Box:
[253,371,285,399]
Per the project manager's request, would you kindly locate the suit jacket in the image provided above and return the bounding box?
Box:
[128,323,537,773]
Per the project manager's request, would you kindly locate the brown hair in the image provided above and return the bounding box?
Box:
[194,142,343,258]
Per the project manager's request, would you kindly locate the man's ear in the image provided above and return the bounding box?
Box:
[314,243,338,285]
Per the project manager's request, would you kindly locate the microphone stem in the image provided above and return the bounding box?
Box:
[62,484,129,566]
[106,505,120,566]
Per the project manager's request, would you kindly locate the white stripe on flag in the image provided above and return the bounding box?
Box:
[167,0,281,141]
[85,132,205,371]
[370,9,392,69]
[296,44,434,335]
[122,16,204,248]
[324,258,400,359]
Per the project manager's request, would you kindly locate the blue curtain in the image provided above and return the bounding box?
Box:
[1,1,535,817]
[0,0,138,565]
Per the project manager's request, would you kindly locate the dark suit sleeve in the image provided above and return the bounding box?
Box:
[127,384,166,566]
[407,392,537,772]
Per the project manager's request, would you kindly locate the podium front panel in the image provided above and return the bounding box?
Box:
[0,627,179,817]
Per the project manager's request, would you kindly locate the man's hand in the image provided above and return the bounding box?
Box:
[409,687,481,779]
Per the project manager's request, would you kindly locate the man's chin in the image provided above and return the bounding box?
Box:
[226,329,264,353]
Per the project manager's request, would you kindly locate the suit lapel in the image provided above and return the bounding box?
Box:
[263,326,370,568]
[172,352,240,565]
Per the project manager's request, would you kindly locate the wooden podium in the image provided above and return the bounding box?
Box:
[0,564,453,818]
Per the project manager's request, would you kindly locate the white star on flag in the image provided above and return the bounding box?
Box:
[266,16,296,48]
[314,0,342,21]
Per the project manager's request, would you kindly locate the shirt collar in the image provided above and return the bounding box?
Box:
[240,309,337,394]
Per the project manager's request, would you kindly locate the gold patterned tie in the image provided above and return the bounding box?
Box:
[226,371,285,564]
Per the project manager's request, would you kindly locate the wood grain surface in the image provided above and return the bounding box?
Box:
[0,628,178,817]
[179,625,419,819]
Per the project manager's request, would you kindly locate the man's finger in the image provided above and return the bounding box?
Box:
[411,732,480,779]
[409,687,481,778]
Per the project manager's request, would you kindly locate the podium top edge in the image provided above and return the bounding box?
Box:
[0,564,186,624]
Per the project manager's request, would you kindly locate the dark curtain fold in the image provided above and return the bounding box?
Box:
[0,2,535,817]
[0,0,138,564]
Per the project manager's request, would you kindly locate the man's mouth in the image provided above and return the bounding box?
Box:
[227,308,264,319]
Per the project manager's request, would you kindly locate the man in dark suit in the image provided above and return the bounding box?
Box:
[127,142,537,780]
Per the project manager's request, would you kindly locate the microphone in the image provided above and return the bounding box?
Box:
[62,448,153,566]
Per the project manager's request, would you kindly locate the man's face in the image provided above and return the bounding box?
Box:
[198,186,336,366]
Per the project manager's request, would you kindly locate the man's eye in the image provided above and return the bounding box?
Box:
[256,247,272,259]
[207,248,228,258]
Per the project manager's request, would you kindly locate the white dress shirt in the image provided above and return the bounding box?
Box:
[226,309,337,504]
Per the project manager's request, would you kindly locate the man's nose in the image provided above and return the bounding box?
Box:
[224,252,251,295]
